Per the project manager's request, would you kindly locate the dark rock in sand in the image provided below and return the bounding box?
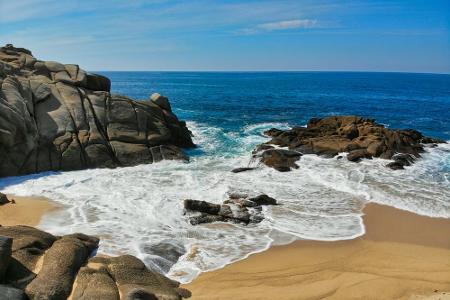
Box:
[0,285,27,300]
[254,116,444,171]
[0,44,195,178]
[0,193,9,205]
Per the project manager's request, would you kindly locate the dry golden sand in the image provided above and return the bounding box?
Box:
[184,203,450,300]
[0,194,57,226]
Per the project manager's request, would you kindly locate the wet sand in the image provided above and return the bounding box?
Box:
[184,203,450,300]
[0,194,57,226]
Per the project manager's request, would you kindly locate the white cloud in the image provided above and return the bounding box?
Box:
[238,19,318,35]
[257,19,317,31]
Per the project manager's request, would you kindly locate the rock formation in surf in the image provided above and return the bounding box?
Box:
[0,224,191,300]
[253,116,444,171]
[184,193,277,225]
[0,44,195,178]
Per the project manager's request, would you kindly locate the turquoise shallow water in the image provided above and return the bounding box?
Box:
[1,72,449,283]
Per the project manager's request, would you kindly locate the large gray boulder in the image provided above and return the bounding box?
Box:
[25,234,99,300]
[0,44,195,177]
[0,225,190,299]
[74,255,190,300]
[0,225,57,288]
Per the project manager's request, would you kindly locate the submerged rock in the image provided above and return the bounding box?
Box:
[386,153,416,170]
[184,194,277,225]
[254,116,445,171]
[0,44,195,178]
[259,149,302,172]
[248,194,277,206]
[143,241,186,273]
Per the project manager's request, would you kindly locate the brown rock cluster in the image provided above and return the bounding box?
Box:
[0,225,190,300]
[0,44,194,178]
[253,116,444,171]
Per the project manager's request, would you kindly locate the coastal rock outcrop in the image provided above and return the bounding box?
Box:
[0,225,190,300]
[184,194,277,225]
[0,44,195,178]
[253,116,444,171]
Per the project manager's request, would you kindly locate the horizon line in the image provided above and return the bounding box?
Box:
[92,70,450,75]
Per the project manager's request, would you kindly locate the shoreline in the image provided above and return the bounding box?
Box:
[2,193,450,299]
[183,203,450,300]
[0,194,57,227]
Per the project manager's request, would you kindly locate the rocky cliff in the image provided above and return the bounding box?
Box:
[0,44,194,178]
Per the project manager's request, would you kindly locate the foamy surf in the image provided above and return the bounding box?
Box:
[0,121,449,283]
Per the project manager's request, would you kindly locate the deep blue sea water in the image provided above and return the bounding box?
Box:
[102,72,450,141]
[3,72,450,283]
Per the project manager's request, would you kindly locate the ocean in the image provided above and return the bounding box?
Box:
[1,72,449,283]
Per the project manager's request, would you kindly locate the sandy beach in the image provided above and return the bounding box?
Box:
[0,194,56,226]
[184,203,450,300]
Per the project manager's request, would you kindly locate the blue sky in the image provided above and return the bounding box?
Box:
[1,0,449,72]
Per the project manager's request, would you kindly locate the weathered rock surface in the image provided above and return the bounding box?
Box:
[0,44,195,178]
[254,116,445,171]
[71,255,190,300]
[184,194,277,225]
[0,225,57,289]
[0,225,190,300]
[25,234,99,300]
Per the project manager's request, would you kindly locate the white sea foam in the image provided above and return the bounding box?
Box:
[0,122,449,283]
